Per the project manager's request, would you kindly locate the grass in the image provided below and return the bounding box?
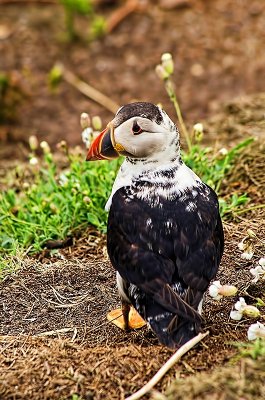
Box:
[0,133,251,263]
[0,147,120,256]
[232,339,265,361]
[0,52,254,273]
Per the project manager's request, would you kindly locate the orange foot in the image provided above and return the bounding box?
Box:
[107,307,146,330]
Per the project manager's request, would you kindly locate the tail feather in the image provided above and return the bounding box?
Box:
[147,307,201,348]
[129,282,203,348]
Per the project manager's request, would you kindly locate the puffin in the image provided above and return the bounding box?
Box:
[86,102,224,348]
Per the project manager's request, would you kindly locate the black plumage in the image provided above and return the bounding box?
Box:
[107,181,223,348]
[86,102,224,348]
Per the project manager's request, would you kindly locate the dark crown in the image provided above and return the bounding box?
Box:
[114,102,163,127]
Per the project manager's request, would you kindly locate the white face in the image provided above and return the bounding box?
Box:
[112,114,178,159]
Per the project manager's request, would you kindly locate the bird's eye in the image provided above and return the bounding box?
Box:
[132,121,143,135]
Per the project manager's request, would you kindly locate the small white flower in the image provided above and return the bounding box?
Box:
[234,297,247,311]
[209,281,222,300]
[219,147,228,156]
[247,322,265,340]
[259,257,265,267]
[238,241,245,251]
[29,156,39,165]
[241,251,254,260]
[230,310,243,321]
[59,172,69,186]
[82,127,93,148]
[230,297,260,321]
[250,265,265,283]
[209,281,237,300]
[193,123,203,134]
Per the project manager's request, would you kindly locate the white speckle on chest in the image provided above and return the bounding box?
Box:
[105,160,202,210]
[185,201,197,212]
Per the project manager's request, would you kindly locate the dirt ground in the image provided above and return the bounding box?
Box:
[0,134,265,398]
[1,1,265,399]
[0,207,265,399]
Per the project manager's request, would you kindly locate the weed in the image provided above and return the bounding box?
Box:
[0,140,121,259]
[233,339,265,360]
[0,71,24,123]
[156,53,252,216]
[0,53,256,271]
[59,0,105,41]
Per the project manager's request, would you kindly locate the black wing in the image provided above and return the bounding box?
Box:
[107,184,224,347]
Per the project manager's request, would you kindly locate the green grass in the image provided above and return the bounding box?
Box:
[0,135,251,264]
[233,339,265,361]
[0,52,254,274]
[0,148,121,258]
[183,137,253,216]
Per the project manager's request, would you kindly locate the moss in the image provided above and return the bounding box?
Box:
[160,356,265,400]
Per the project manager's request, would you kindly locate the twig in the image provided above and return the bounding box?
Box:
[35,327,77,336]
[60,64,120,113]
[125,331,209,400]
[106,0,144,34]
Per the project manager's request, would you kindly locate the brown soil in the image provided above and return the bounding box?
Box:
[1,208,265,399]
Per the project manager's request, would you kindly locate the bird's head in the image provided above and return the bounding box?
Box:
[86,102,180,162]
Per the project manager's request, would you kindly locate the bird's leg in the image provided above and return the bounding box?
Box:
[122,300,130,330]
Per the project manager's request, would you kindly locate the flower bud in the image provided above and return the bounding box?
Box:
[50,203,58,213]
[193,123,204,142]
[242,305,260,318]
[92,115,102,131]
[247,229,256,238]
[40,141,51,154]
[218,285,238,297]
[161,53,174,75]
[29,135,38,151]
[80,112,91,129]
[57,140,68,151]
[83,196,91,204]
[155,64,169,81]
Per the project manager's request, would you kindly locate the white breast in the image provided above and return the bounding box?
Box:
[105,159,201,211]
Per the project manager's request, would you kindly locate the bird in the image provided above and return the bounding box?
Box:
[86,102,224,348]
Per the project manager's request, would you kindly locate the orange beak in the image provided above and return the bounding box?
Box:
[86,126,119,161]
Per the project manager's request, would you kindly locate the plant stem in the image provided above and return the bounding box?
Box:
[65,7,76,41]
[234,204,265,215]
[165,80,192,152]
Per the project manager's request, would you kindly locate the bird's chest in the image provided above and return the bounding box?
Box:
[112,186,194,259]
